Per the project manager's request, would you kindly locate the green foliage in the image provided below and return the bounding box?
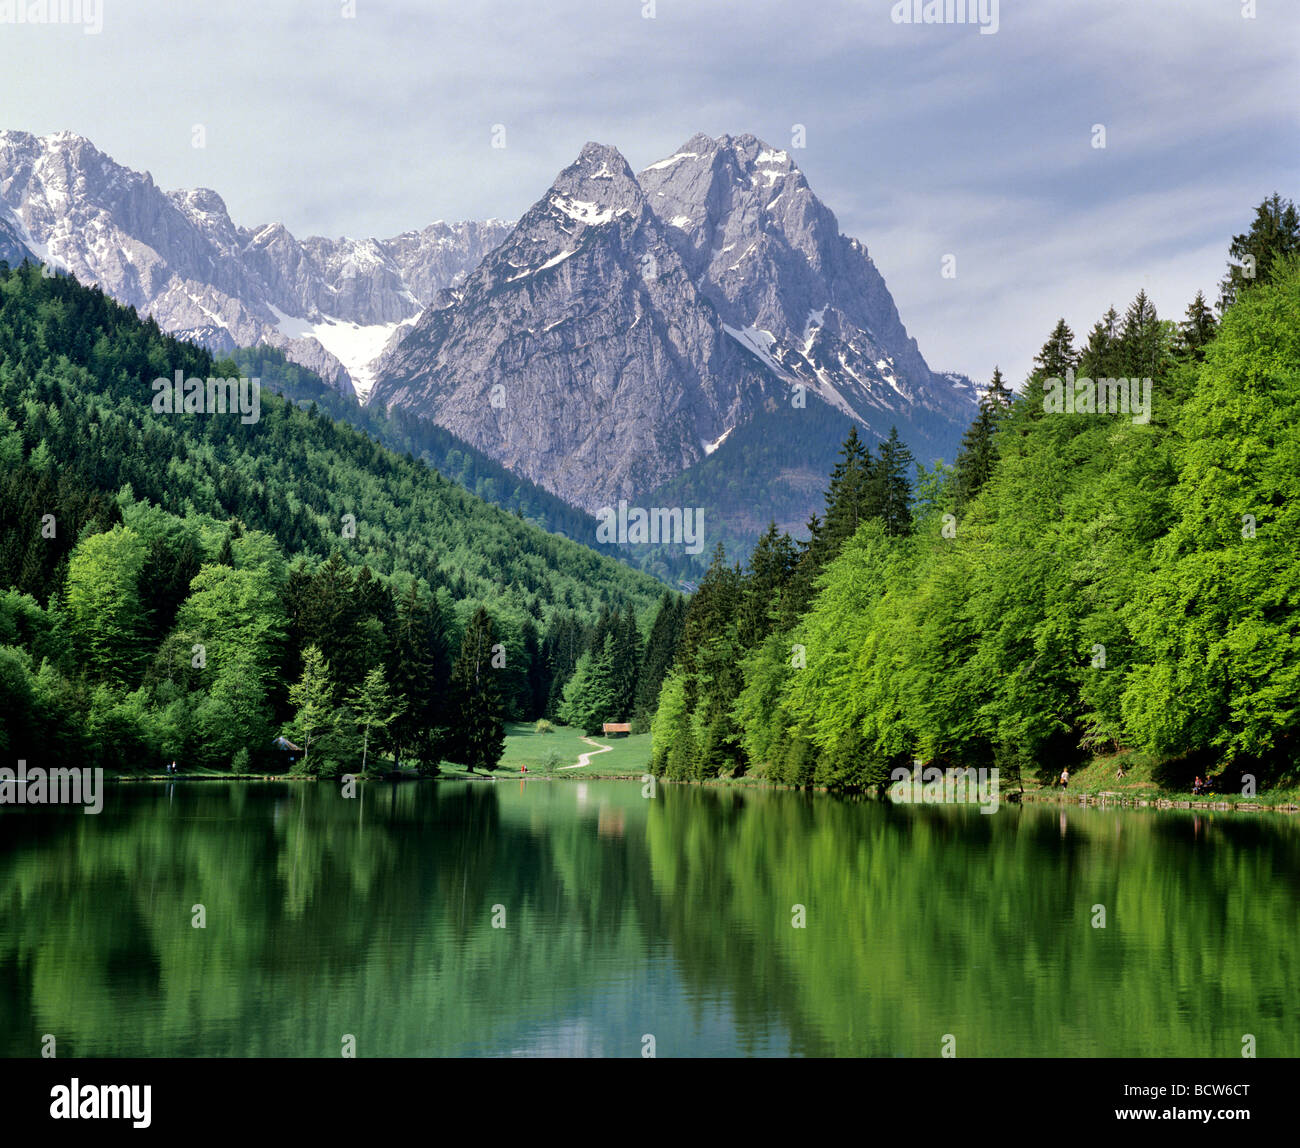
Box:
[1122,256,1300,764]
[446,606,505,771]
[65,525,149,684]
[653,198,1300,790]
[1218,191,1300,311]
[0,263,668,773]
[287,645,336,775]
[557,647,617,735]
[348,665,406,775]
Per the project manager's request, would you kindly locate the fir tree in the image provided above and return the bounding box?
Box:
[446,606,505,772]
[872,427,915,537]
[1177,290,1217,361]
[954,367,1010,514]
[1219,192,1300,311]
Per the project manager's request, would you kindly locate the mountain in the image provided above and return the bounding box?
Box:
[228,343,701,587]
[370,142,775,512]
[0,130,512,397]
[0,204,35,266]
[370,133,978,538]
[0,258,669,630]
[638,133,971,433]
[0,127,981,562]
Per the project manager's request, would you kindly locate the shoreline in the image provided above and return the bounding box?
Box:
[110,771,1300,813]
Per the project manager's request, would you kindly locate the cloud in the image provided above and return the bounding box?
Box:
[1,0,1295,382]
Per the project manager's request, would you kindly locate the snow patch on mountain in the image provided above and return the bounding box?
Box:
[551,195,618,227]
[310,317,413,401]
[723,323,788,379]
[269,304,411,401]
[643,151,698,171]
[0,130,513,397]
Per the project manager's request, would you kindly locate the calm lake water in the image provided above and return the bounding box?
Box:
[0,779,1295,1058]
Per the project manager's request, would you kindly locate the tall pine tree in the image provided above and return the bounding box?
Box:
[446,606,505,772]
[954,367,1011,514]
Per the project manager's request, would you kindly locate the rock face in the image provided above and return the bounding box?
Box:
[370,143,776,510]
[371,133,977,514]
[0,204,36,266]
[639,133,964,427]
[0,127,979,537]
[0,131,512,397]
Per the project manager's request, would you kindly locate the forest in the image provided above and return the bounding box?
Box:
[651,195,1300,792]
[229,345,701,586]
[0,264,680,776]
[1,195,1296,790]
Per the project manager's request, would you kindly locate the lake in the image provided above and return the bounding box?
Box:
[0,779,1295,1057]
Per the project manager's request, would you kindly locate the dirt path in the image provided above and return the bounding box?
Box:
[559,737,613,770]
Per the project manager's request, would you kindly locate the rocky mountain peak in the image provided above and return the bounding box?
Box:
[369,138,768,512]
[0,131,514,398]
[544,142,645,227]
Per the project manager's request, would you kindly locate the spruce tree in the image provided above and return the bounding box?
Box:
[388,583,449,773]
[446,606,505,772]
[608,610,642,719]
[1117,289,1164,378]
[821,426,875,556]
[1024,319,1077,412]
[557,642,617,734]
[635,591,684,721]
[521,617,547,720]
[543,611,587,717]
[777,513,827,627]
[1218,192,1300,311]
[872,427,915,537]
[1078,307,1122,380]
[738,523,798,649]
[1177,290,1217,361]
[954,367,1010,514]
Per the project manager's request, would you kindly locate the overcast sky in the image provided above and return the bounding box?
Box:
[3,0,1296,383]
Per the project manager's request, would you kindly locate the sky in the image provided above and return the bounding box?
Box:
[1,0,1296,384]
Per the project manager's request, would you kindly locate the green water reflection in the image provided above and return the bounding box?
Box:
[0,781,1294,1057]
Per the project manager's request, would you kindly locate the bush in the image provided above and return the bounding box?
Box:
[535,719,554,735]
